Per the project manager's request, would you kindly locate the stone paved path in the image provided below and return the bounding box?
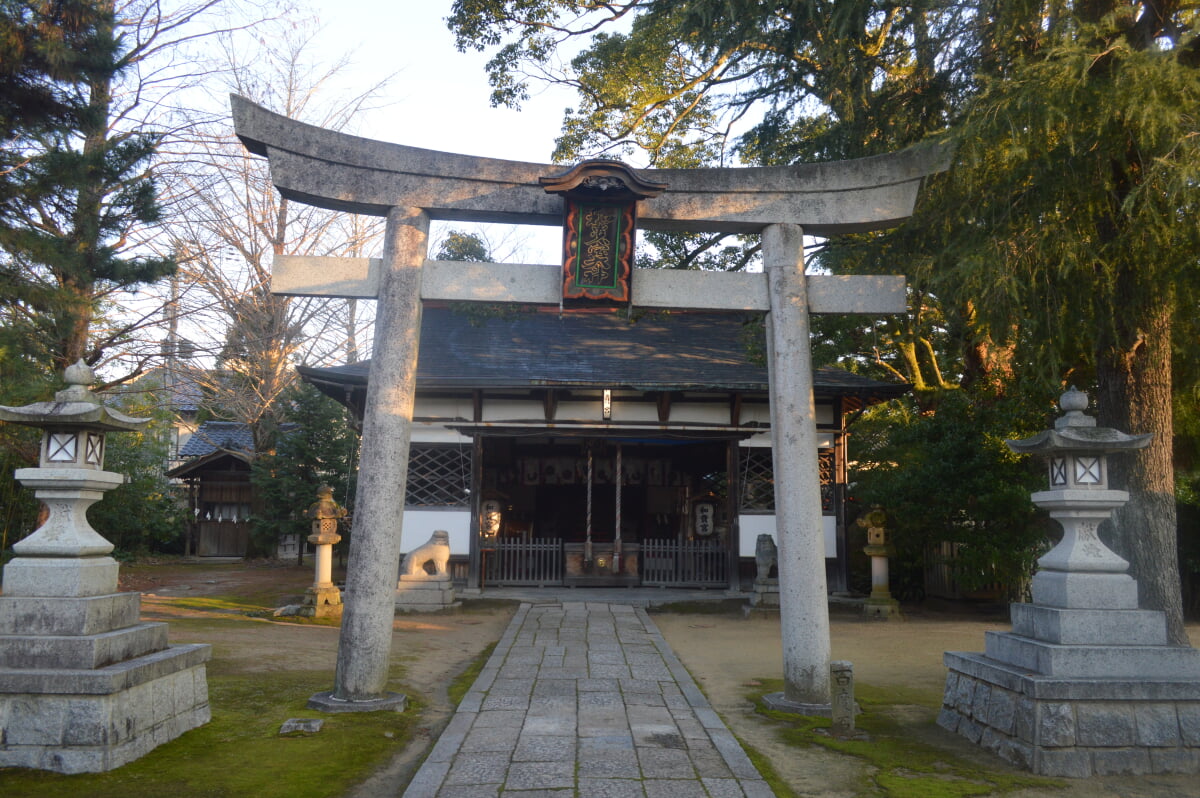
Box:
[402,602,775,798]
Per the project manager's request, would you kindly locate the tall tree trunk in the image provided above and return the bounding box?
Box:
[1096,297,1188,645]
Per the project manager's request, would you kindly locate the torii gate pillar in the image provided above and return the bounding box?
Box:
[763,224,833,708]
[309,207,427,710]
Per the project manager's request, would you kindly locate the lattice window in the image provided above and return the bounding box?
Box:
[739,448,775,513]
[739,447,837,514]
[406,444,472,507]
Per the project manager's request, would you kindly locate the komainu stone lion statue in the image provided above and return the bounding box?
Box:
[401,530,451,578]
[755,533,778,582]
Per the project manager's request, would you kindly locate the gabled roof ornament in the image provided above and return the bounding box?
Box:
[538,158,667,201]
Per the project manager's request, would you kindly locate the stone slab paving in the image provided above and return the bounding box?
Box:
[403,602,774,798]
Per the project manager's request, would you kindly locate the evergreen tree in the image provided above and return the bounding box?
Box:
[250,382,359,558]
[449,0,1200,640]
[0,0,175,376]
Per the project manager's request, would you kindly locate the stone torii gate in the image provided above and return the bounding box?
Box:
[231,96,949,712]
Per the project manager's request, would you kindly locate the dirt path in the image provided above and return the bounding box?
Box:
[654,610,1200,798]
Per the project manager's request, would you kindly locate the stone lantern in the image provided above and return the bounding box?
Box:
[938,387,1200,778]
[0,362,211,773]
[1006,386,1150,607]
[0,361,152,590]
[300,484,346,618]
[858,507,900,620]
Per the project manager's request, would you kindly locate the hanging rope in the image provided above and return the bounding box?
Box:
[456,438,471,503]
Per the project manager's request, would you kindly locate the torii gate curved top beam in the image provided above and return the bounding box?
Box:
[232,95,950,236]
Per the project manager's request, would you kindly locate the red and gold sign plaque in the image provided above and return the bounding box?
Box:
[540,160,666,308]
[563,201,634,303]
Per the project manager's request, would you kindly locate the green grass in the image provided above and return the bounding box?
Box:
[0,670,417,798]
[448,643,496,707]
[735,731,802,798]
[150,595,271,615]
[747,679,1065,798]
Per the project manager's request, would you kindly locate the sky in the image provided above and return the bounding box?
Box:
[309,1,570,162]
[301,0,578,260]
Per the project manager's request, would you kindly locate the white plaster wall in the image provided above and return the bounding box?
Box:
[410,424,472,445]
[740,403,772,426]
[611,401,665,424]
[666,404,735,425]
[738,514,836,559]
[482,399,540,422]
[816,404,835,425]
[556,400,603,422]
[401,509,471,555]
[741,402,833,426]
[414,396,474,420]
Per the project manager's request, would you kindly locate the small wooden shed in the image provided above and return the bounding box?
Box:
[167,423,255,557]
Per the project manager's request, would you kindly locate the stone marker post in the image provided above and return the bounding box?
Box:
[762,224,833,711]
[308,207,427,713]
[830,661,856,738]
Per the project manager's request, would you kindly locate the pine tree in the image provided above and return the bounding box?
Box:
[0,0,174,377]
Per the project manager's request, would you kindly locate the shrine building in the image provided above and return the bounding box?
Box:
[300,305,904,593]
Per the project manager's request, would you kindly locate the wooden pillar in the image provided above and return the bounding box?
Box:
[467,435,484,590]
[726,439,742,593]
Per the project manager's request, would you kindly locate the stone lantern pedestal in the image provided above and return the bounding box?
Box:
[0,363,210,773]
[938,389,1200,777]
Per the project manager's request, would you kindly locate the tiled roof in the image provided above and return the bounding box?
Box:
[298,307,908,399]
[178,422,255,457]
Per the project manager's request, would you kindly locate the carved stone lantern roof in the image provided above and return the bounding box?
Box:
[0,360,149,432]
[1006,387,1150,456]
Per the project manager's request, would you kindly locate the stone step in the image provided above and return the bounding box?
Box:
[0,644,211,774]
[984,631,1200,679]
[0,622,169,670]
[1009,604,1168,646]
[0,593,141,637]
[0,642,210,696]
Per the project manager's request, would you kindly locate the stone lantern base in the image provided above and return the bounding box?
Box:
[298,584,343,618]
[0,558,211,774]
[939,586,1200,777]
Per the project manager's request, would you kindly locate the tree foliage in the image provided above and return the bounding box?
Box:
[0,0,244,380]
[851,387,1053,600]
[249,381,358,558]
[449,0,1200,638]
[89,381,186,556]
